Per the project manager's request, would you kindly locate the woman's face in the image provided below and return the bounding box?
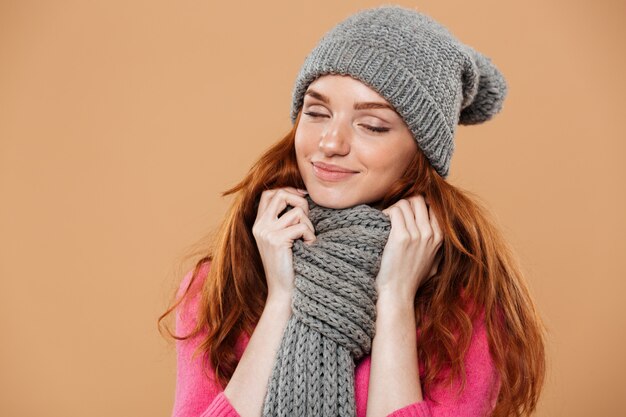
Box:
[295,74,418,209]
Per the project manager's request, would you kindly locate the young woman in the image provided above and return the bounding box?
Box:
[159,5,546,417]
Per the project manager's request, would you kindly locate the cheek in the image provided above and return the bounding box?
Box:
[294,132,311,166]
[358,144,391,170]
[360,142,414,178]
[294,125,318,155]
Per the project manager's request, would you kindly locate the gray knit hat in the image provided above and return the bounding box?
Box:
[289,5,508,178]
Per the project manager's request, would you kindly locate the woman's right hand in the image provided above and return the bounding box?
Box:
[252,186,316,302]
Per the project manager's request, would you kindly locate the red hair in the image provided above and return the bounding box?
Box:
[158,110,546,417]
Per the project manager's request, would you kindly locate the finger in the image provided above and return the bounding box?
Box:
[275,205,315,235]
[266,189,309,221]
[409,194,433,239]
[282,186,309,199]
[429,206,443,246]
[256,189,276,219]
[279,188,310,215]
[280,222,317,246]
[395,199,419,240]
[386,205,408,237]
[428,248,443,278]
[258,187,308,218]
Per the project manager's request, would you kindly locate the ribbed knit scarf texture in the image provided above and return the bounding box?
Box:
[261,194,392,417]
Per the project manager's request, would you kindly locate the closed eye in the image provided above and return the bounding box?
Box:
[303,112,390,134]
[303,111,328,119]
[363,125,390,133]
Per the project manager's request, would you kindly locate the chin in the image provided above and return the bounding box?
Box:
[308,190,361,210]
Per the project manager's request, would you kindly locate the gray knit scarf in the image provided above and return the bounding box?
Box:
[261,194,392,417]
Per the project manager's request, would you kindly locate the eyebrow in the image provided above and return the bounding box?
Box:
[304,89,396,112]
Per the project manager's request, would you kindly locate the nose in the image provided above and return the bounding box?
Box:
[319,116,350,156]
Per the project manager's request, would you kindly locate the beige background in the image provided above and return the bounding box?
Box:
[1,1,624,416]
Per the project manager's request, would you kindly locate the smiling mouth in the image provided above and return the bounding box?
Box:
[312,162,358,182]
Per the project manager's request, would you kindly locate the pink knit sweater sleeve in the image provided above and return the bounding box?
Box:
[170,264,241,417]
[385,313,501,417]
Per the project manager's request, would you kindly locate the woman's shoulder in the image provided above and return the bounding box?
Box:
[175,260,250,355]
[176,260,212,299]
[175,260,212,334]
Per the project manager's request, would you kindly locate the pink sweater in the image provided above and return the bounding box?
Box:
[171,263,500,417]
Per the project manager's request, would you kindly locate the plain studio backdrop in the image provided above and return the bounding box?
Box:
[1,1,624,416]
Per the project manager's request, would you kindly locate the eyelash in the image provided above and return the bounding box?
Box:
[303,112,390,133]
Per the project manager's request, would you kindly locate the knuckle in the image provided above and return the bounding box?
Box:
[411,195,426,207]
[396,231,411,243]
[278,188,294,198]
[265,231,279,244]
[253,230,265,243]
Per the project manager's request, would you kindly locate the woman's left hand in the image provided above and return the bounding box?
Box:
[376,194,444,305]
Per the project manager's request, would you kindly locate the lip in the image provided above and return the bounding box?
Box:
[312,161,358,173]
[312,162,358,181]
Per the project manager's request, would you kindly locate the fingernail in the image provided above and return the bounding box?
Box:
[297,188,308,194]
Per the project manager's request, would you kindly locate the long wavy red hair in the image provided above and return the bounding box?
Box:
[158,110,546,417]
